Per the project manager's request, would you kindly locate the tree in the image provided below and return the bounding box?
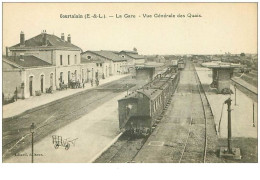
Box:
[133,47,137,52]
[240,53,245,57]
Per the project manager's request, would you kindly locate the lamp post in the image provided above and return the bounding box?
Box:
[253,102,255,127]
[234,84,237,106]
[30,123,35,163]
[219,97,241,159]
[225,98,232,154]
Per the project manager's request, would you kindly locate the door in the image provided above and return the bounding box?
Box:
[82,69,84,83]
[60,72,63,83]
[29,76,33,96]
[50,73,53,87]
[41,75,44,93]
[75,70,77,81]
[86,69,89,81]
[68,71,70,83]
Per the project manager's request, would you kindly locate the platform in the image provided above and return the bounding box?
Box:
[195,66,258,138]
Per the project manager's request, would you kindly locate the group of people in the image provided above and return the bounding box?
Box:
[58,77,101,90]
[90,78,100,87]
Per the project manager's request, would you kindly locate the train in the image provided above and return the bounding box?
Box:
[172,60,178,67]
[118,67,180,137]
[178,59,185,70]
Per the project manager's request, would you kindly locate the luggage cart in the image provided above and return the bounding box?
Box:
[52,135,78,150]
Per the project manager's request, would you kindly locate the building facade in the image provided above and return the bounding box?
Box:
[81,50,127,78]
[3,56,55,100]
[8,31,82,95]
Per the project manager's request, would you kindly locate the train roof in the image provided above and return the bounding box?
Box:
[118,87,162,101]
[137,88,162,100]
[163,73,176,79]
[118,91,139,101]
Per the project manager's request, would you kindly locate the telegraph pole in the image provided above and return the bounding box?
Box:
[30,123,35,163]
[253,102,255,127]
[234,84,237,106]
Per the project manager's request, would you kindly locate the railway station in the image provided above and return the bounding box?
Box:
[3,55,258,164]
[1,5,259,180]
[3,55,258,163]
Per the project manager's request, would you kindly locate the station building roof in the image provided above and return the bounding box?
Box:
[3,56,53,69]
[81,57,105,64]
[10,33,82,51]
[81,50,127,62]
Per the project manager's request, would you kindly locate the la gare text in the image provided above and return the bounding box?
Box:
[60,13,202,19]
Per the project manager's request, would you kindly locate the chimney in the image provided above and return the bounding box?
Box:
[6,47,9,57]
[61,33,65,41]
[42,30,47,46]
[20,31,25,46]
[67,34,71,43]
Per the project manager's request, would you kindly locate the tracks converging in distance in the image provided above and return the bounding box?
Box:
[177,62,212,163]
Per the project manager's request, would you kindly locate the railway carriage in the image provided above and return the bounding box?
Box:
[118,68,180,137]
[178,59,185,70]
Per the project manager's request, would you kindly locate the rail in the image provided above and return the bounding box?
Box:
[193,63,209,163]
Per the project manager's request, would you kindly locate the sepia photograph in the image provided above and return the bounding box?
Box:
[1,2,258,164]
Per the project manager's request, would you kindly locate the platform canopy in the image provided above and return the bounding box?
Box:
[201,61,242,94]
[135,62,164,69]
[201,61,241,69]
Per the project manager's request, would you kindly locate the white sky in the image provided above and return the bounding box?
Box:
[2,3,257,55]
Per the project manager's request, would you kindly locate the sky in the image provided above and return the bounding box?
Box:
[2,3,257,55]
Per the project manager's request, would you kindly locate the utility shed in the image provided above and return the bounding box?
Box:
[202,62,241,93]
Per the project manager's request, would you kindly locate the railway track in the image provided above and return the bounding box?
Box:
[96,61,217,163]
[3,79,131,121]
[95,93,175,163]
[103,136,148,163]
[177,62,213,163]
[3,81,135,160]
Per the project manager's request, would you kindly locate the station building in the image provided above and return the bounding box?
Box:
[2,55,55,100]
[81,50,128,78]
[117,50,146,65]
[4,30,82,100]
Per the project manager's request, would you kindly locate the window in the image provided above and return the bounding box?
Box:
[100,63,102,67]
[60,55,63,65]
[96,63,99,67]
[68,55,70,65]
[19,54,24,61]
[74,55,77,64]
[87,56,91,60]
